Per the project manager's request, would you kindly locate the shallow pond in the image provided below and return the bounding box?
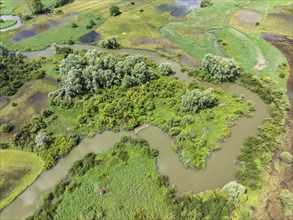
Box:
[1,45,269,219]
[79,31,101,43]
[11,20,66,42]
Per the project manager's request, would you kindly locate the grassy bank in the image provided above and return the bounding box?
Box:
[0,20,17,29]
[29,137,173,219]
[0,149,44,209]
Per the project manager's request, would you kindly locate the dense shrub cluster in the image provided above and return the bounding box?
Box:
[202,53,240,82]
[10,115,79,168]
[99,37,121,49]
[0,45,45,96]
[49,51,167,100]
[279,190,293,216]
[50,75,247,169]
[0,123,14,133]
[173,190,235,219]
[55,0,73,7]
[181,88,218,113]
[235,72,289,189]
[200,0,213,8]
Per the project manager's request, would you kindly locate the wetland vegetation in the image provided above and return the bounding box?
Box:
[0,0,292,219]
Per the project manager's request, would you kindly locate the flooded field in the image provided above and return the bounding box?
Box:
[79,31,101,43]
[11,20,66,42]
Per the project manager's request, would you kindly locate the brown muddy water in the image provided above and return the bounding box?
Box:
[1,45,269,219]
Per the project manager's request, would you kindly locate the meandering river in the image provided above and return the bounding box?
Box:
[0,45,269,219]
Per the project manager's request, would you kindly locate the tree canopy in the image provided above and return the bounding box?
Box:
[109,6,121,16]
[181,88,218,113]
[49,52,158,100]
[202,54,240,82]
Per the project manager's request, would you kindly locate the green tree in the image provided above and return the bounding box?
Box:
[200,0,213,8]
[279,190,293,216]
[0,42,9,57]
[280,151,293,164]
[109,6,121,16]
[202,54,240,82]
[222,181,246,202]
[1,123,14,133]
[99,37,121,49]
[181,88,218,113]
[28,0,44,14]
[159,63,173,76]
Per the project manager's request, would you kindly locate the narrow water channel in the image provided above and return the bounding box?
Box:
[1,45,269,219]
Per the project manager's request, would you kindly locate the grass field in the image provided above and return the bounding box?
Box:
[0,20,17,29]
[0,0,56,15]
[162,0,291,92]
[0,12,104,51]
[0,149,44,209]
[0,0,175,51]
[54,142,172,219]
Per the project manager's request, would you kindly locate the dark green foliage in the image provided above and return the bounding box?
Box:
[173,190,235,219]
[99,37,121,49]
[235,72,288,189]
[181,88,218,113]
[67,39,74,45]
[49,53,157,100]
[0,123,14,133]
[29,0,44,14]
[200,0,213,8]
[55,0,73,7]
[71,22,78,28]
[202,54,240,82]
[0,47,44,96]
[11,116,79,168]
[109,5,121,16]
[158,63,174,76]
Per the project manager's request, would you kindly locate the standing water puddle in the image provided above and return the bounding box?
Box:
[79,31,101,43]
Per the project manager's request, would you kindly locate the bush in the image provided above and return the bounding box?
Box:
[181,88,218,113]
[200,0,213,8]
[1,123,14,133]
[280,151,293,164]
[109,6,121,16]
[55,0,73,7]
[67,39,74,45]
[279,190,293,216]
[99,37,121,49]
[222,181,246,201]
[158,63,173,76]
[71,23,78,28]
[202,54,240,82]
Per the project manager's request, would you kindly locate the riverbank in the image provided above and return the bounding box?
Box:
[252,33,293,220]
[0,45,267,219]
